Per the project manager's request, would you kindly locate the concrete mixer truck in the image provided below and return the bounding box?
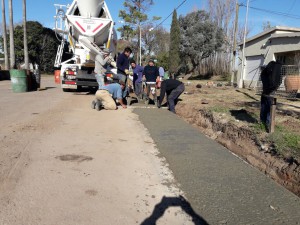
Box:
[53,0,117,92]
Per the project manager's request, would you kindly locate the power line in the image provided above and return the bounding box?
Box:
[151,0,188,30]
[281,0,297,23]
[240,4,300,20]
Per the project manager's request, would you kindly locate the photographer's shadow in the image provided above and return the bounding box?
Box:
[140,195,209,225]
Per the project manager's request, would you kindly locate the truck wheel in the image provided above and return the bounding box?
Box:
[63,88,69,92]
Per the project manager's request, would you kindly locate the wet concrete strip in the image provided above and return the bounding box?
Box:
[134,108,300,225]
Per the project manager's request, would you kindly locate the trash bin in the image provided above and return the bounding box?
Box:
[10,69,28,93]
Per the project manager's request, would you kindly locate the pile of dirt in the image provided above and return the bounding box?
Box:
[176,81,300,197]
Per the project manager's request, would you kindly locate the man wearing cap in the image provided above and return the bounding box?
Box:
[94,48,116,89]
[92,79,127,110]
[143,59,159,102]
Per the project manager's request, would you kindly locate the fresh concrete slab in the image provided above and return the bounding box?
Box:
[134,108,300,225]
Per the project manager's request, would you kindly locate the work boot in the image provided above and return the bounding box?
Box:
[91,100,96,109]
[95,100,102,111]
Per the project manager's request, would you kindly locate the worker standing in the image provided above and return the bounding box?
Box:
[94,48,116,88]
[260,60,282,131]
[130,60,144,100]
[143,59,159,102]
[116,47,132,80]
[116,47,132,100]
[157,78,185,114]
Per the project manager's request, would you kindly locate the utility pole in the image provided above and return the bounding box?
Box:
[239,0,250,88]
[1,0,9,70]
[139,24,142,65]
[231,1,239,86]
[138,0,142,65]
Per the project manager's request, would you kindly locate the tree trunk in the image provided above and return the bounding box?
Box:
[1,0,9,69]
[23,0,29,69]
[8,0,15,69]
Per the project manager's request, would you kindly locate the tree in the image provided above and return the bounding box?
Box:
[179,10,224,74]
[39,27,63,72]
[143,24,169,56]
[1,0,9,69]
[207,0,235,37]
[8,0,15,68]
[118,0,160,63]
[156,51,169,71]
[237,23,252,44]
[13,21,61,73]
[169,10,180,76]
[262,21,272,31]
[206,0,235,77]
[23,0,29,69]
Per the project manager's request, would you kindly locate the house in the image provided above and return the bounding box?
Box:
[237,26,300,88]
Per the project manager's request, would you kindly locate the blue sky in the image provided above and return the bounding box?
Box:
[1,0,300,39]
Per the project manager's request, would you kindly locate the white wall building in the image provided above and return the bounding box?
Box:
[237,26,300,88]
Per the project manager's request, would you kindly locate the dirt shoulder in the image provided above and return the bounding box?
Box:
[176,79,300,197]
[0,77,193,224]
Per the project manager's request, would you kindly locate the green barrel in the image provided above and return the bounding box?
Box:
[10,69,28,93]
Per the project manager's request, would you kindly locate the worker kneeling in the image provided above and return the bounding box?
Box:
[92,80,127,110]
[157,78,185,114]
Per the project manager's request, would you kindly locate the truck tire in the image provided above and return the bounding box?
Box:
[63,88,70,92]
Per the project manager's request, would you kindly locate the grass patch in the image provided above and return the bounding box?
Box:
[208,106,229,114]
[268,125,300,160]
[252,122,268,133]
[218,74,231,82]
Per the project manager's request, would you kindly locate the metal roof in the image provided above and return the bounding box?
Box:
[238,26,300,46]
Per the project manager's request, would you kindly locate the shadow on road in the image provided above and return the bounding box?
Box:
[43,87,56,90]
[140,195,209,225]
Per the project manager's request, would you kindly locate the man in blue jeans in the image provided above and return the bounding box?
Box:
[157,78,185,114]
[260,60,282,131]
[130,60,144,100]
[94,48,116,88]
[116,47,132,101]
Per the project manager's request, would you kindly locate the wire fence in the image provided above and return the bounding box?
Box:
[256,65,300,99]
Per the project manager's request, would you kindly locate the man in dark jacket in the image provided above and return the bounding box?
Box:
[116,47,132,101]
[157,78,185,114]
[260,60,282,129]
[143,59,159,82]
[117,47,132,76]
[143,59,159,101]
